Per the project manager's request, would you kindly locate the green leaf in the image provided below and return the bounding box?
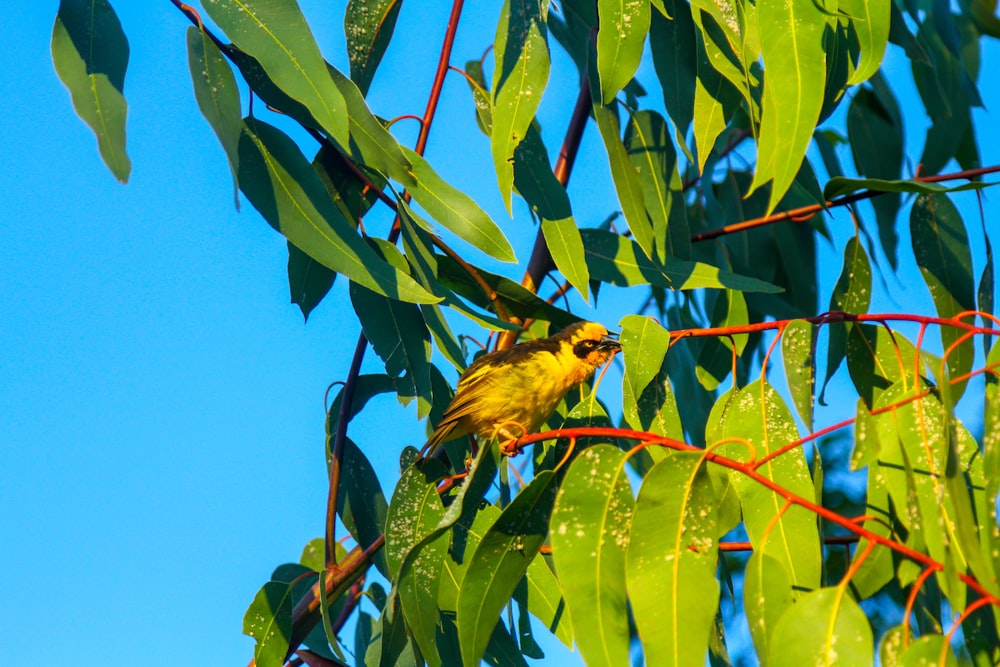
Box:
[337,438,390,578]
[911,193,976,401]
[550,445,634,667]
[843,0,891,85]
[287,242,335,321]
[593,104,655,260]
[237,119,437,304]
[627,452,720,666]
[596,0,651,104]
[846,324,921,409]
[872,381,966,605]
[492,0,550,212]
[782,320,815,431]
[51,0,131,182]
[720,380,821,591]
[186,27,241,207]
[743,552,794,660]
[692,26,741,172]
[521,551,574,648]
[844,77,904,267]
[624,110,692,262]
[824,176,995,200]
[344,0,403,96]
[325,65,415,188]
[457,472,558,667]
[750,0,827,212]
[383,463,448,666]
[542,219,590,300]
[403,147,515,262]
[696,289,749,391]
[243,581,294,667]
[768,588,874,666]
[649,0,697,138]
[203,0,349,147]
[822,237,872,400]
[898,634,959,666]
[350,282,433,417]
[580,229,782,293]
[620,315,671,401]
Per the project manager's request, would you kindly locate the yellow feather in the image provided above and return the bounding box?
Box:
[421,321,619,461]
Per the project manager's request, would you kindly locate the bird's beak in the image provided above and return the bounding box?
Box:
[597,334,621,351]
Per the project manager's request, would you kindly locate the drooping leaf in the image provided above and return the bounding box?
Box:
[692,24,741,171]
[336,437,390,578]
[844,77,904,267]
[742,551,794,660]
[782,320,815,431]
[843,0,891,85]
[620,315,672,403]
[456,471,558,667]
[344,0,403,96]
[287,242,335,321]
[403,147,515,262]
[202,0,349,147]
[550,445,634,667]
[846,324,921,409]
[243,581,295,667]
[911,193,976,401]
[824,176,995,200]
[51,0,131,182]
[822,237,872,400]
[492,0,550,211]
[237,119,437,304]
[649,0,697,139]
[593,103,655,260]
[384,463,448,665]
[696,290,749,391]
[718,380,821,591]
[750,0,827,212]
[624,110,692,262]
[186,27,241,206]
[349,281,433,417]
[596,0,651,104]
[627,452,719,666]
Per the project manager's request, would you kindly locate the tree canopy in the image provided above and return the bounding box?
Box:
[52,0,1000,665]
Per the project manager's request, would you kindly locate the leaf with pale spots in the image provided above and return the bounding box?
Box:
[627,451,720,665]
[456,471,558,667]
[767,588,874,666]
[550,445,634,667]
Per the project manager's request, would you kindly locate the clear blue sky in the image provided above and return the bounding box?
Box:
[2,3,998,665]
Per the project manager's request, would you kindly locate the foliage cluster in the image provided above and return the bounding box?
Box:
[52,0,1000,665]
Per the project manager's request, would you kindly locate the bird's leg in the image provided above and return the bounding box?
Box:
[495,421,528,457]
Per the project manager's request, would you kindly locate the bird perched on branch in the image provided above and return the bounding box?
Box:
[420,321,621,462]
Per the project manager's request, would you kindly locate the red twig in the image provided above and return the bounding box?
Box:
[691,164,1000,243]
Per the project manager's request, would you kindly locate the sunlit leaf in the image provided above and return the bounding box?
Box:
[843,0,891,85]
[596,0,651,104]
[822,237,872,400]
[627,452,719,666]
[696,290,748,391]
[550,445,634,667]
[782,320,815,431]
[750,0,826,212]
[203,0,349,147]
[768,588,874,666]
[492,0,550,211]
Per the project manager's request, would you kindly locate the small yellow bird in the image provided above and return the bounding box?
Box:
[421,321,620,460]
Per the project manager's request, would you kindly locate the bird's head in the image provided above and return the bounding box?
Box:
[559,321,621,368]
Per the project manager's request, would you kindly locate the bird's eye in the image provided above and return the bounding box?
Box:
[573,340,597,358]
